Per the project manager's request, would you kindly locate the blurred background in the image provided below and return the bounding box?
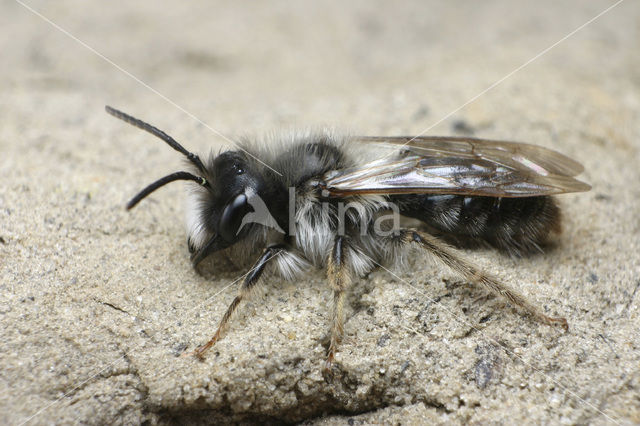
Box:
[3,0,636,139]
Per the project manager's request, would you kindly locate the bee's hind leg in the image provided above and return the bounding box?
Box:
[184,244,286,359]
[398,229,568,331]
[324,235,353,372]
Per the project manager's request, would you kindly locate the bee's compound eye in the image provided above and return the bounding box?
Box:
[219,193,249,242]
[233,163,244,175]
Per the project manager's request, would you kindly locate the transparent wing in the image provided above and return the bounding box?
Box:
[322,136,591,197]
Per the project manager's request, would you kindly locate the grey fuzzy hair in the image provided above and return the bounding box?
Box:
[183,129,413,280]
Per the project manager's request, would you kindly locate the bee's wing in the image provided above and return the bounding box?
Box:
[323,136,590,197]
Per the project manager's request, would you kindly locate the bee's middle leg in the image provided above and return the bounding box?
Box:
[325,235,353,370]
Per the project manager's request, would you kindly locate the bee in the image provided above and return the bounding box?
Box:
[105,106,590,370]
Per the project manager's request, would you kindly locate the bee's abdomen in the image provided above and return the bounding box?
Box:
[392,194,561,256]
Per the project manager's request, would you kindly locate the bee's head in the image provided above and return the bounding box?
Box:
[189,151,267,265]
[106,106,283,267]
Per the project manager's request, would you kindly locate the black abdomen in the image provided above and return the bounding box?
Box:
[391,194,561,256]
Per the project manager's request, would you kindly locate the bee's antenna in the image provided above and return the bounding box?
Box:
[127,171,208,210]
[106,105,207,173]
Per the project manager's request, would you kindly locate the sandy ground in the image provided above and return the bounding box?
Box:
[1,0,639,424]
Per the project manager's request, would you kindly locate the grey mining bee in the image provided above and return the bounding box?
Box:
[106,106,590,369]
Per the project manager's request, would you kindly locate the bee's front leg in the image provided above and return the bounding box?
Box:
[184,244,286,359]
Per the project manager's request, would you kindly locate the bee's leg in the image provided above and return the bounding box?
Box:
[186,244,286,359]
[399,229,568,330]
[325,235,353,370]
